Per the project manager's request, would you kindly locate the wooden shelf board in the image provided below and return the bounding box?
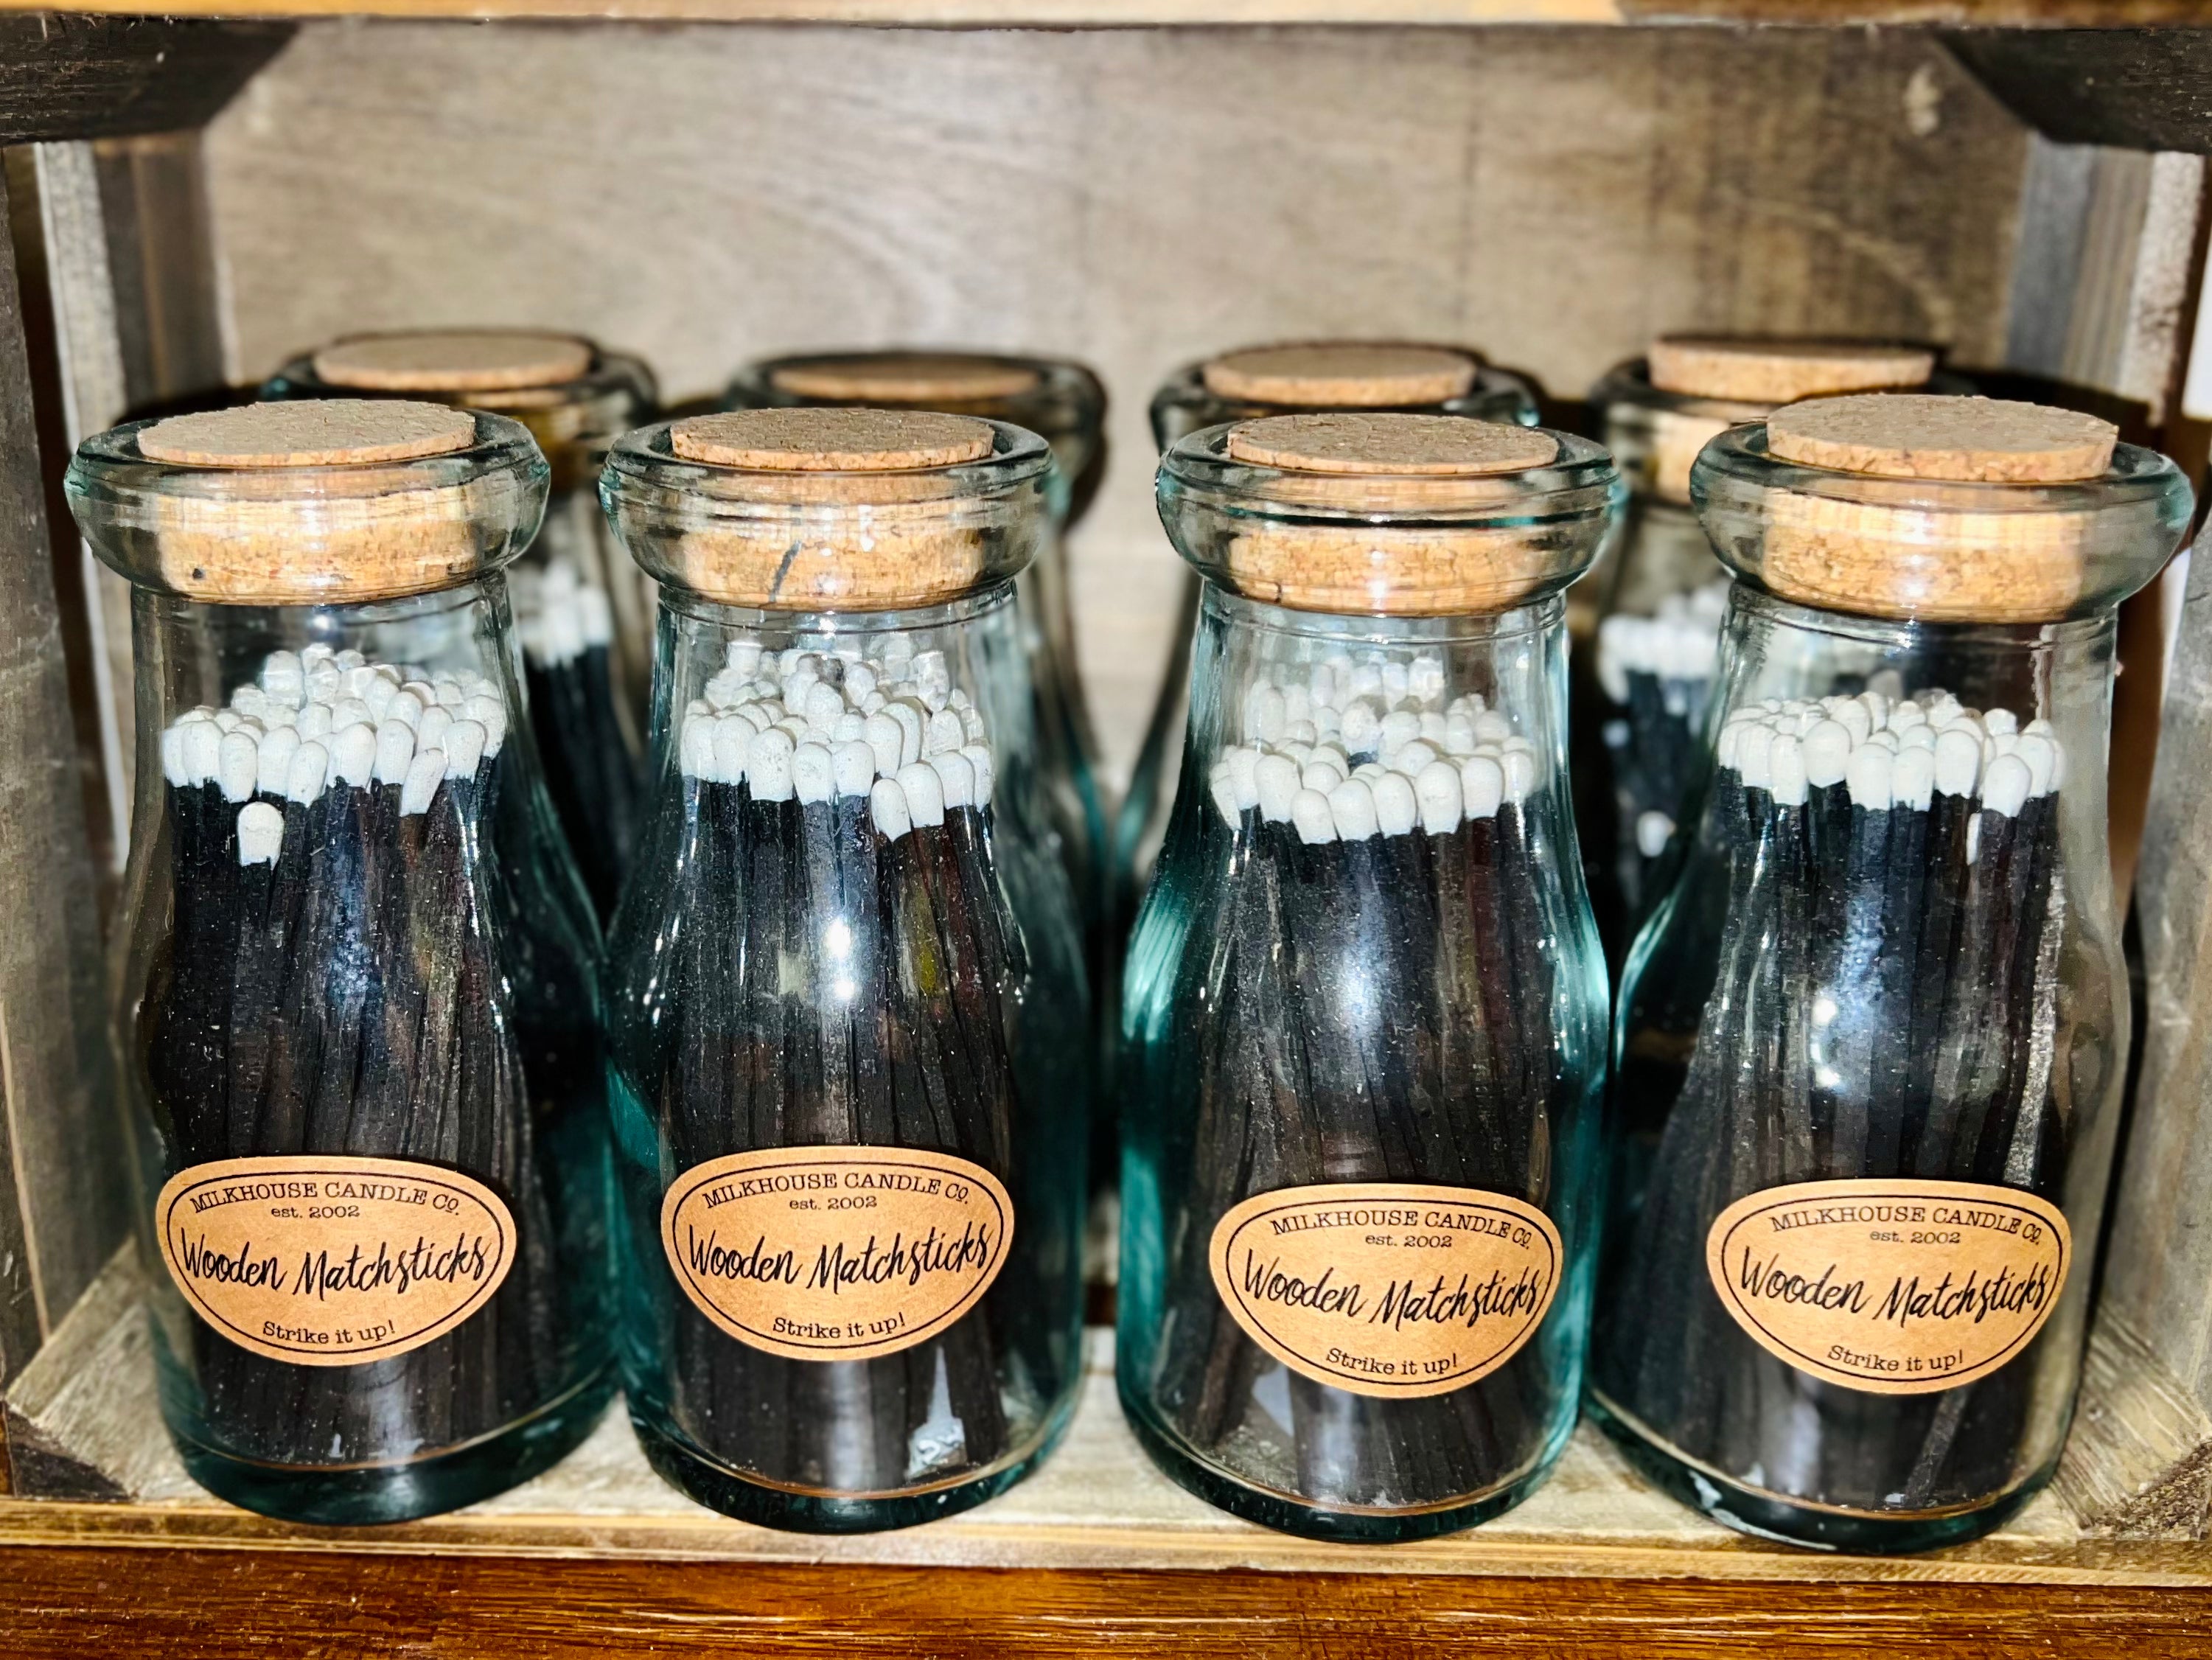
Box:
[0,0,2203,26]
[4,1320,2209,1589]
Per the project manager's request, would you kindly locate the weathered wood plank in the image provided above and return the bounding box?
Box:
[0,15,287,146]
[4,1547,2212,1657]
[9,1252,2211,1587]
[8,0,2212,29]
[2088,537,2212,1541]
[1947,29,2212,156]
[202,21,2031,785]
[0,164,126,1418]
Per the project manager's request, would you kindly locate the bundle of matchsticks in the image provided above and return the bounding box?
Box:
[512,556,641,920]
[150,644,568,1465]
[653,635,1027,1495]
[1595,581,1727,921]
[1603,686,2066,1511]
[1154,652,1565,1510]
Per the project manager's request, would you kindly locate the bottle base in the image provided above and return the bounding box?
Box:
[1120,1384,1559,1544]
[171,1365,617,1526]
[631,1398,1076,1534]
[1585,1390,2046,1554]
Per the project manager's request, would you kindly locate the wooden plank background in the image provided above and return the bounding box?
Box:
[201,21,2031,785]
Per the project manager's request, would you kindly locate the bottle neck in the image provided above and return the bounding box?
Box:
[1711,585,2115,736]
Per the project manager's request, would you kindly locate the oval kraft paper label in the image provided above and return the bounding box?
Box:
[660,1145,1013,1364]
[154,1155,517,1368]
[1704,1178,2071,1396]
[1207,1182,1562,1400]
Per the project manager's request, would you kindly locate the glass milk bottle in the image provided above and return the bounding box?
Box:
[267,329,657,919]
[1580,337,1944,953]
[1119,411,1619,1541]
[67,400,613,1524]
[1593,394,2193,1552]
[599,407,1090,1532]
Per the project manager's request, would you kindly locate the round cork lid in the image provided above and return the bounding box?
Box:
[312,330,595,394]
[1202,343,1478,408]
[670,408,997,471]
[767,352,1042,403]
[1768,394,2118,484]
[138,400,477,467]
[1647,337,1936,405]
[1227,412,1557,475]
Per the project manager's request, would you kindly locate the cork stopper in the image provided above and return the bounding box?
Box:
[1201,343,1479,408]
[1227,413,1555,475]
[1705,400,2133,625]
[670,408,996,471]
[139,401,475,467]
[80,406,542,606]
[767,353,1043,404]
[1647,337,1936,405]
[1768,394,2117,484]
[312,330,594,394]
[1211,416,1578,618]
[618,413,1042,613]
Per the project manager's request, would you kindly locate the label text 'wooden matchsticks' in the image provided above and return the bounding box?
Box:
[156,1155,517,1367]
[663,1146,1014,1364]
[1209,1184,1562,1401]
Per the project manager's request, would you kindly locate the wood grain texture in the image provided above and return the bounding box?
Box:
[203,21,2030,785]
[1947,29,2212,155]
[0,164,125,1408]
[10,0,2212,25]
[2088,540,2212,1540]
[9,1253,2212,1587]
[4,1550,2212,1659]
[0,15,287,144]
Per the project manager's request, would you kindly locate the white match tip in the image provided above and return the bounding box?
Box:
[1291,788,1336,845]
[870,778,913,840]
[749,728,796,801]
[1224,744,1261,812]
[1327,778,1379,841]
[1934,728,1982,797]
[931,751,975,810]
[236,801,284,865]
[1891,745,1936,811]
[793,742,835,805]
[1415,760,1462,834]
[1372,772,1417,837]
[1984,708,2020,737]
[1461,754,1504,819]
[1636,810,1675,859]
[863,713,904,780]
[254,725,301,798]
[833,740,876,798]
[1768,733,1809,807]
[217,730,259,803]
[1255,753,1300,823]
[1803,720,1852,789]
[371,719,416,786]
[1846,742,1893,810]
[443,719,487,780]
[285,741,329,804]
[1984,753,2032,817]
[2014,731,2058,797]
[400,748,445,816]
[896,762,945,828]
[960,743,995,808]
[1500,748,1536,805]
[1211,763,1243,826]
